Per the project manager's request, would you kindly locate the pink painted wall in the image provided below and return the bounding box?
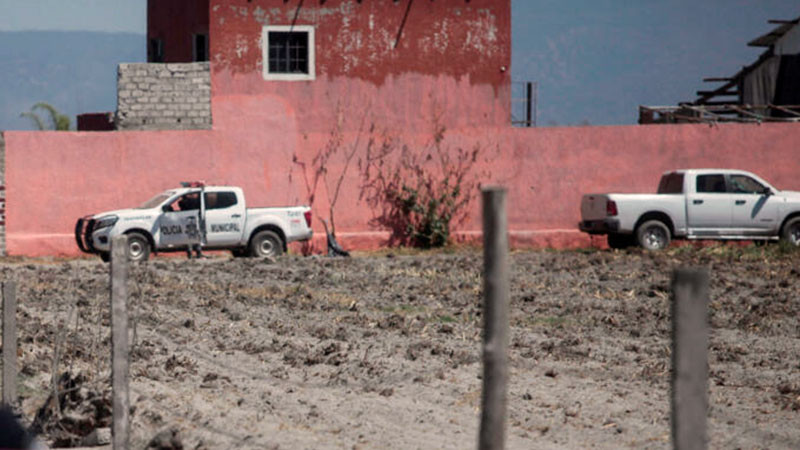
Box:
[6,122,800,256]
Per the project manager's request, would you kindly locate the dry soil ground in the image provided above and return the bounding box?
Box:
[2,245,799,449]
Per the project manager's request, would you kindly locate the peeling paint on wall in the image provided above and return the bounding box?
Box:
[462,9,499,56]
[207,0,511,128]
[209,0,509,83]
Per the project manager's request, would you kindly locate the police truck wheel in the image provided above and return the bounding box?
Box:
[126,232,151,262]
[636,220,671,251]
[250,230,284,258]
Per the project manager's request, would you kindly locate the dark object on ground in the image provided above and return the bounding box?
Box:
[0,406,33,449]
[321,219,350,257]
[147,427,184,450]
[30,372,112,447]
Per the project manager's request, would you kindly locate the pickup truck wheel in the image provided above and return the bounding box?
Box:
[780,217,800,247]
[636,220,671,251]
[250,230,284,258]
[126,232,151,262]
[607,233,634,249]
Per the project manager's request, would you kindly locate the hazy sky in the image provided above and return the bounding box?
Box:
[511,0,800,124]
[0,0,145,33]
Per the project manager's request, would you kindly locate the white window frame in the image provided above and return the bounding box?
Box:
[261,25,316,81]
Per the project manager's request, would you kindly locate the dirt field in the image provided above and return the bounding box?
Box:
[2,245,799,449]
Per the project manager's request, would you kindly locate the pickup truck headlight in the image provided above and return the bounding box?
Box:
[93,215,118,231]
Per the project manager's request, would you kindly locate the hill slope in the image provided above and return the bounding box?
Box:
[0,31,144,130]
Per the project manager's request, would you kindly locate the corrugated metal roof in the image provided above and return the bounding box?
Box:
[748,17,800,47]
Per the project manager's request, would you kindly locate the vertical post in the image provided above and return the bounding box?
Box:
[479,187,509,450]
[2,282,17,406]
[525,82,533,127]
[110,236,130,449]
[671,268,710,450]
[532,82,538,127]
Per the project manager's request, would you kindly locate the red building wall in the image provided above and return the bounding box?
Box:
[5,123,800,256]
[208,0,512,132]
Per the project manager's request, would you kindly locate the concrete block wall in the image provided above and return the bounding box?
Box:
[116,62,211,130]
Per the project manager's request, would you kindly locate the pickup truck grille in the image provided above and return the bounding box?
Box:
[74,216,96,253]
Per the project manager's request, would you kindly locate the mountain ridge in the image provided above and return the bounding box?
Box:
[0,30,145,130]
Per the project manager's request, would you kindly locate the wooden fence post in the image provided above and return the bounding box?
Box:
[2,282,17,406]
[110,236,130,449]
[479,187,510,450]
[671,268,710,450]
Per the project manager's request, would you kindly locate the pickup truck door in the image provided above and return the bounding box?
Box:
[203,190,246,247]
[687,173,732,233]
[157,193,202,250]
[729,174,779,234]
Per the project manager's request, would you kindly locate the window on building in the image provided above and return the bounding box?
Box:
[262,25,315,81]
[149,38,164,63]
[193,33,208,62]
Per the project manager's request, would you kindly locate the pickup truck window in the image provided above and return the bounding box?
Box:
[696,174,726,193]
[162,193,201,212]
[138,194,170,209]
[205,191,237,210]
[657,173,684,194]
[730,175,765,194]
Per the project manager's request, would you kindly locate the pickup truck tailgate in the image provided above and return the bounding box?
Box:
[581,194,610,221]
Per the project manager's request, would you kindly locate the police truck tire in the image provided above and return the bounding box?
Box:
[250,230,284,258]
[126,232,151,262]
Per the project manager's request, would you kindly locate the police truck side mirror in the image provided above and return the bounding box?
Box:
[162,205,172,212]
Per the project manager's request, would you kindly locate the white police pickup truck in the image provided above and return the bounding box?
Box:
[76,183,313,261]
[579,169,800,250]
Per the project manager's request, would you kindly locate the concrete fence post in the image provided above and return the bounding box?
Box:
[110,236,130,449]
[479,187,510,450]
[671,268,710,450]
[2,282,17,406]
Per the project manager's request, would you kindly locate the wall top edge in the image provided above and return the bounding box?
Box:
[119,62,210,70]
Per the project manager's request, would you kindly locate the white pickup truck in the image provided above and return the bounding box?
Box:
[76,183,313,261]
[579,169,800,250]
